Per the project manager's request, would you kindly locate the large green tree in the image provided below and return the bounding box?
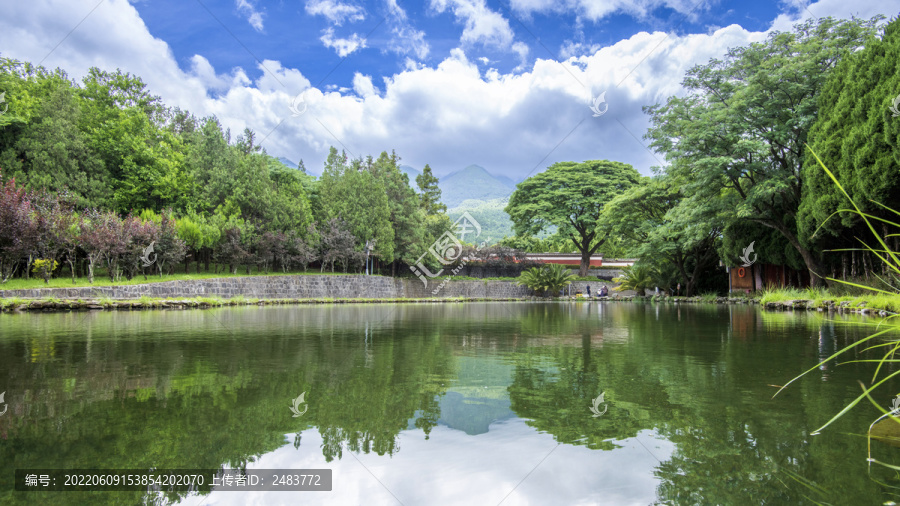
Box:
[13,86,108,208]
[605,176,725,295]
[368,151,426,273]
[318,147,395,262]
[801,16,900,262]
[644,16,881,286]
[505,160,641,276]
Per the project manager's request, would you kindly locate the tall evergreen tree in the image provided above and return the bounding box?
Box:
[416,164,446,214]
[801,16,900,257]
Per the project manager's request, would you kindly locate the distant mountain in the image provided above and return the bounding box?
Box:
[276,157,321,177]
[276,157,298,169]
[440,164,516,209]
[494,173,518,189]
[447,198,513,243]
[399,165,420,188]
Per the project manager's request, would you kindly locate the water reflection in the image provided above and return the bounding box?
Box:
[0,302,899,505]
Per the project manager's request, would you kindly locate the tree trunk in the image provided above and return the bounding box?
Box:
[579,249,590,278]
[67,255,77,284]
[765,221,825,287]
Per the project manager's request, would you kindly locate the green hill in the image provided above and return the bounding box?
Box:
[440,164,516,209]
[448,198,513,244]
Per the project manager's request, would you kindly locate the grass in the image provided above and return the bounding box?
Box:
[698,292,719,303]
[771,152,900,458]
[0,296,28,309]
[0,294,530,311]
[758,287,900,313]
[0,266,384,291]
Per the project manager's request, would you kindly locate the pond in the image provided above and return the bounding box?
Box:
[1,301,900,505]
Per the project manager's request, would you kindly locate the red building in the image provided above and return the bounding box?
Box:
[728,263,810,292]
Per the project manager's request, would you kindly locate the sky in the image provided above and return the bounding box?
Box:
[1,0,898,179]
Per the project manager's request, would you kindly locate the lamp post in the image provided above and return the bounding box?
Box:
[365,240,376,275]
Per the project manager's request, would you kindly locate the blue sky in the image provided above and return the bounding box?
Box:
[132,0,781,92]
[1,0,897,178]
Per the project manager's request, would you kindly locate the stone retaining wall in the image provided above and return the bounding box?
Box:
[0,275,532,300]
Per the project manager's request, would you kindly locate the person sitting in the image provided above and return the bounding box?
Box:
[599,285,609,297]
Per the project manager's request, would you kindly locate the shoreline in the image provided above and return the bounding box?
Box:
[0,294,896,315]
[0,296,531,312]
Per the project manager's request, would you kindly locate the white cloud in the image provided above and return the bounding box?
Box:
[305,0,365,25]
[235,0,265,32]
[352,72,378,97]
[768,0,897,32]
[385,0,430,60]
[509,0,706,22]
[320,27,368,57]
[559,40,603,60]
[512,41,529,69]
[172,423,675,506]
[389,24,430,60]
[430,0,516,48]
[1,0,897,183]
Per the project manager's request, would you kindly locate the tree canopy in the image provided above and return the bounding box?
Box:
[505,159,641,276]
[643,16,881,285]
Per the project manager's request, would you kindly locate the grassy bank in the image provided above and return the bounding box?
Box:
[756,287,900,313]
[0,267,372,291]
[0,295,532,311]
[1,271,554,292]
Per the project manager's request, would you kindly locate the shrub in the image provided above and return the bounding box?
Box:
[518,263,575,297]
[31,258,58,284]
[613,264,654,296]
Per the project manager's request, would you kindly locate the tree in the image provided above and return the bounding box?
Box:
[119,214,156,280]
[80,210,122,284]
[416,164,446,214]
[644,16,881,286]
[317,147,395,264]
[154,211,187,275]
[14,86,108,208]
[605,177,726,296]
[801,16,900,269]
[505,160,641,276]
[320,218,361,272]
[369,151,426,272]
[268,161,314,233]
[216,227,249,275]
[0,175,35,282]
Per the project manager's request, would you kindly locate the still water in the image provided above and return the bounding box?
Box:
[1,301,900,505]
